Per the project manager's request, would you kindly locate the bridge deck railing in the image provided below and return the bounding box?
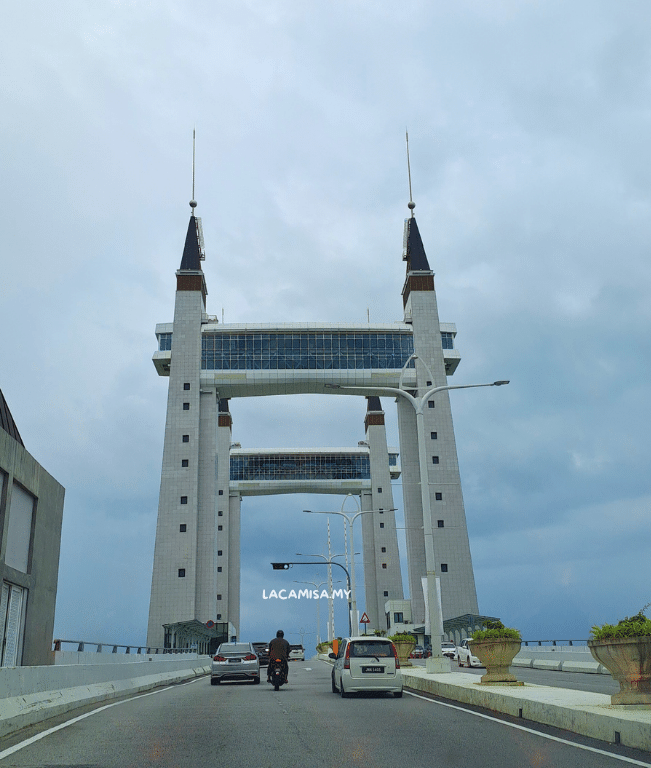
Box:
[52,639,200,655]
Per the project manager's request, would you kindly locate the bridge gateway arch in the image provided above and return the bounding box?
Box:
[146,203,478,650]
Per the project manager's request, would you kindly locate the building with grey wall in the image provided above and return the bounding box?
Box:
[0,389,65,666]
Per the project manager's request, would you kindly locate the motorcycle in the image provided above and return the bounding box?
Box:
[268,657,287,691]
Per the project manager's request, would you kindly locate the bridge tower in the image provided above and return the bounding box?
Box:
[397,213,478,625]
[147,191,479,648]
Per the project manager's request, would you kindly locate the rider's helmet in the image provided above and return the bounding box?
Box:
[276,630,284,638]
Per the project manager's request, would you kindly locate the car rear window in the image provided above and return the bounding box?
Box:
[218,643,250,654]
[349,641,393,658]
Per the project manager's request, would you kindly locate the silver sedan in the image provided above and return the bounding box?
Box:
[211,642,261,684]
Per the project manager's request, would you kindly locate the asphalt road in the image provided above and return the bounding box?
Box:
[1,662,649,768]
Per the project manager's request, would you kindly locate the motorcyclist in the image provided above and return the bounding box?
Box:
[267,629,290,684]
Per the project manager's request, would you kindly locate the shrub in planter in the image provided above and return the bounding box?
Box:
[588,603,651,705]
[389,632,416,666]
[469,620,522,685]
[316,641,333,655]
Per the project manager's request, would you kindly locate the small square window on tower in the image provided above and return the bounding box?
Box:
[428,401,435,409]
[432,456,439,464]
[218,510,223,516]
[218,525,223,531]
[182,434,189,443]
[431,432,438,439]
[380,522,385,528]
[178,569,185,578]
[182,459,189,467]
[437,520,444,528]
[383,591,389,597]
[183,402,190,410]
[180,496,188,504]
[382,563,387,569]
[217,614,222,620]
[180,524,187,532]
[217,594,222,600]
[218,490,224,496]
[435,492,443,501]
[184,383,190,390]
[217,567,222,573]
[381,546,386,553]
[440,563,448,573]
[377,487,382,493]
[218,550,223,556]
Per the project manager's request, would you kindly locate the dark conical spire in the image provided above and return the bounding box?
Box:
[402,216,431,271]
[366,396,382,412]
[180,215,203,271]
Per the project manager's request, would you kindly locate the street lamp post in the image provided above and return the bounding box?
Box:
[304,499,397,634]
[295,553,353,636]
[325,368,509,673]
[293,580,341,645]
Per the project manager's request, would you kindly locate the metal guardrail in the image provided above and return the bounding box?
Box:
[52,639,202,655]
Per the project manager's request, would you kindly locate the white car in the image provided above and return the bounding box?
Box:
[289,644,305,661]
[441,641,457,660]
[456,638,482,668]
[330,636,403,698]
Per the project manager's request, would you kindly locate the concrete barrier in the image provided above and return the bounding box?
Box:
[0,655,211,738]
[531,659,563,671]
[514,647,607,675]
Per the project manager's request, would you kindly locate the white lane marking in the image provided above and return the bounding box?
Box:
[405,691,651,767]
[0,676,204,761]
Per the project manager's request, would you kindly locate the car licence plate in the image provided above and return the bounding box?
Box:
[228,658,241,663]
[362,666,384,673]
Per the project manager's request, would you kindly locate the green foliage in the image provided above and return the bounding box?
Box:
[373,630,387,637]
[316,641,332,654]
[389,632,416,643]
[471,619,521,641]
[591,603,651,640]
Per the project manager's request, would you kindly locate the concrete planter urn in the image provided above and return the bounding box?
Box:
[588,637,651,705]
[469,638,522,685]
[389,635,416,667]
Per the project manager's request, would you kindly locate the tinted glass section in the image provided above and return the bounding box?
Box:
[158,333,172,351]
[201,331,415,371]
[231,453,370,481]
[441,332,454,349]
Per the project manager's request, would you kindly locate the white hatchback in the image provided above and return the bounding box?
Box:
[330,637,403,698]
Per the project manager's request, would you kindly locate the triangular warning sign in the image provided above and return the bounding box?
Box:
[360,612,370,623]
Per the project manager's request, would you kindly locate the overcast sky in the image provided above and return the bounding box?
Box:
[2,0,651,652]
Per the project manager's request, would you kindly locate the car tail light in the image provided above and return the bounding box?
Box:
[391,643,400,669]
[343,642,351,670]
[243,654,257,661]
[213,655,226,662]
